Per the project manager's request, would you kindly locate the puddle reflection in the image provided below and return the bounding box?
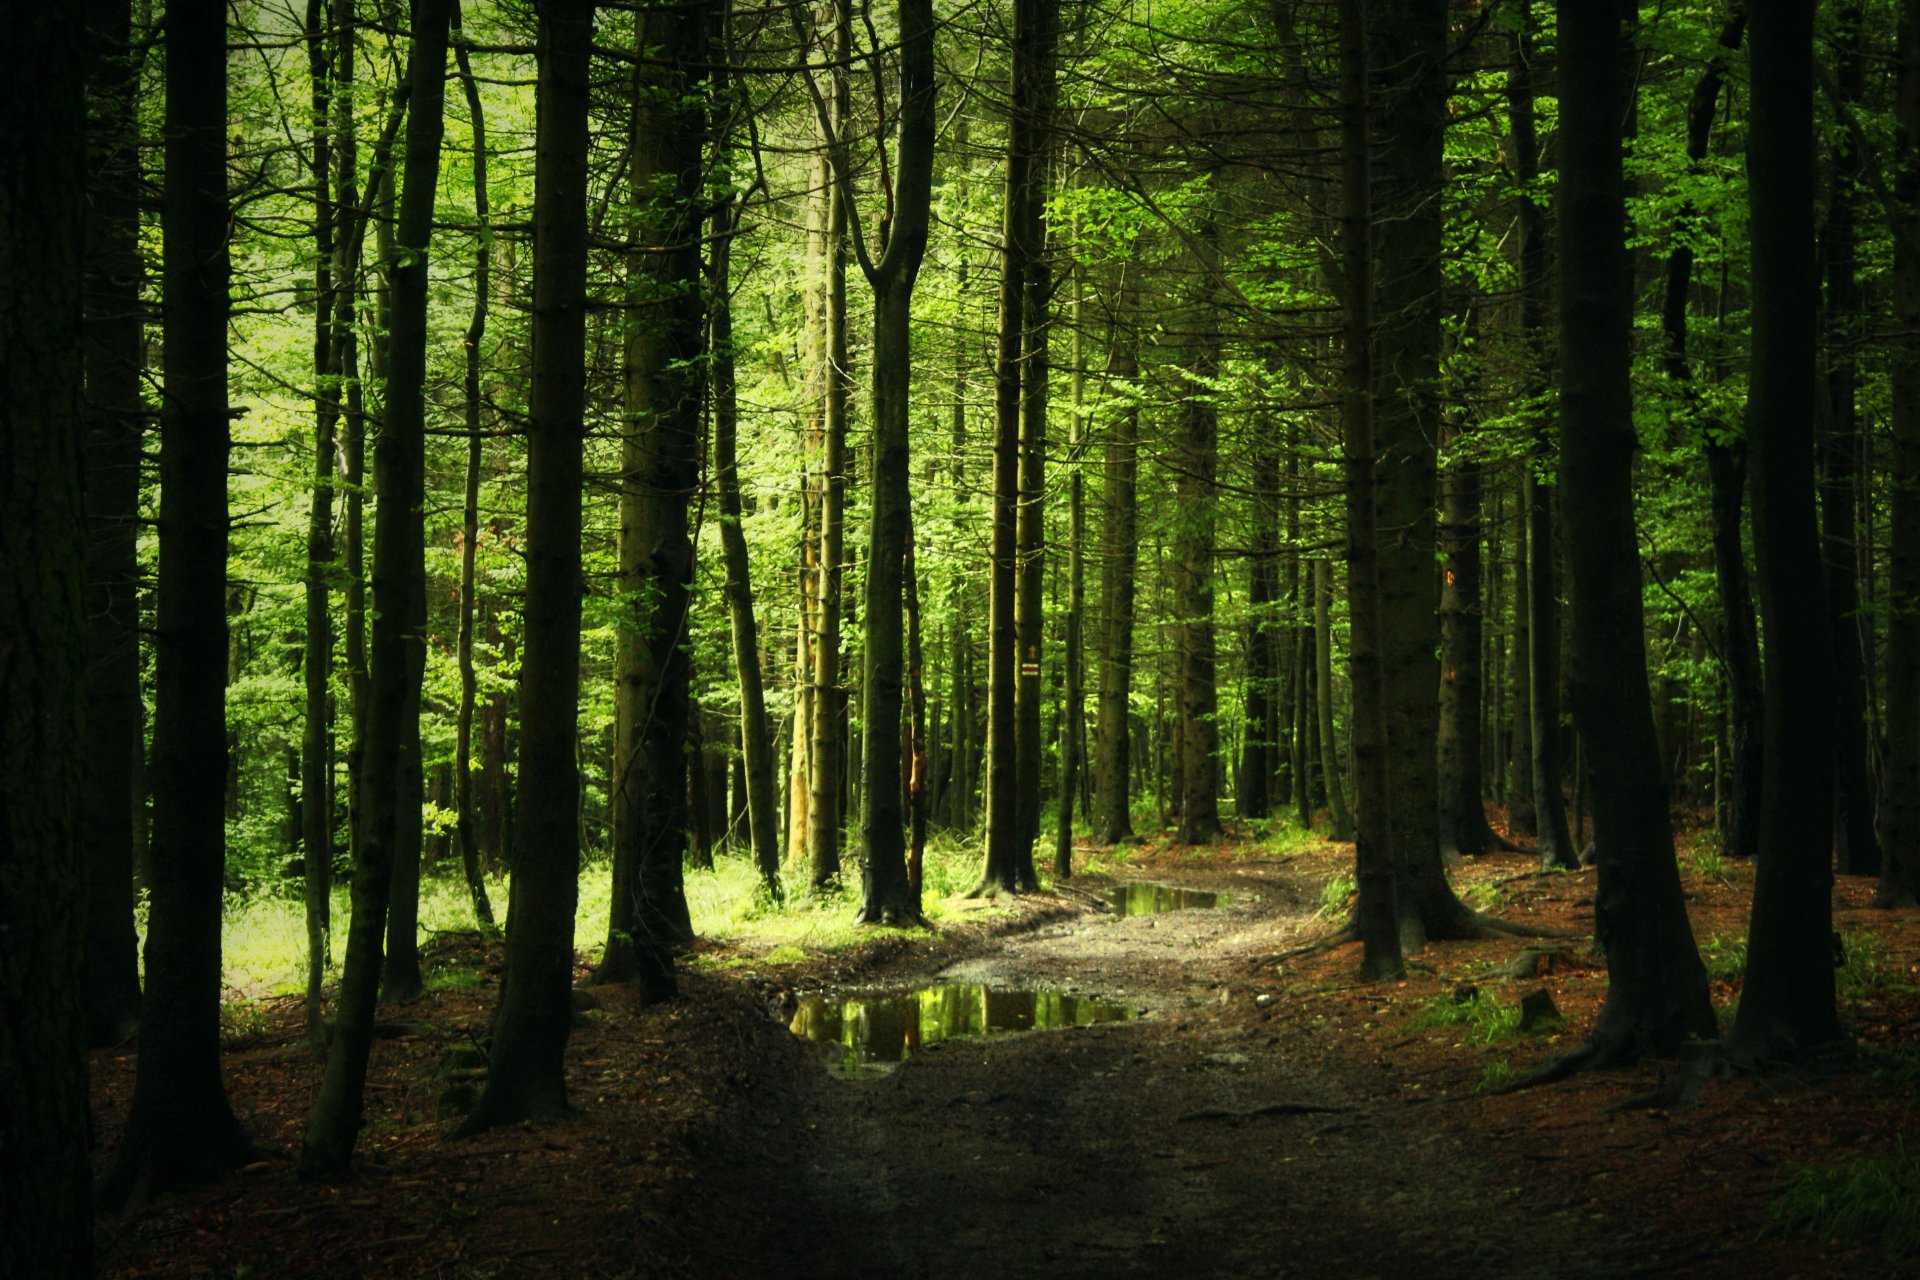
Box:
[1107,882,1224,916]
[789,983,1133,1071]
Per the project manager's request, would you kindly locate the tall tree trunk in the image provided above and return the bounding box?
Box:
[1555,0,1717,1066]
[1730,0,1845,1064]
[1094,292,1140,846]
[980,0,1056,892]
[1506,491,1536,834]
[808,3,852,888]
[1879,0,1920,908]
[1055,273,1087,875]
[599,0,703,984]
[1241,428,1281,823]
[1365,0,1463,942]
[450,4,496,926]
[711,194,783,895]
[82,0,146,1048]
[107,0,258,1202]
[1820,2,1879,878]
[458,0,597,1132]
[1175,210,1223,847]
[301,0,451,1176]
[1339,0,1404,979]
[1510,11,1577,870]
[0,9,92,1270]
[1436,405,1490,859]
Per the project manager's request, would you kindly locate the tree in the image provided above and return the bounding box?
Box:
[0,8,92,1271]
[598,0,707,985]
[82,0,146,1048]
[1340,0,1405,981]
[105,0,259,1203]
[1093,285,1141,847]
[302,0,454,1176]
[1728,0,1847,1066]
[1553,0,1716,1070]
[1174,204,1224,848]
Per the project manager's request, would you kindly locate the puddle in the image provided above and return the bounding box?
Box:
[789,983,1133,1072]
[1107,882,1225,916]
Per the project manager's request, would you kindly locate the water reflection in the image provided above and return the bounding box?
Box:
[789,983,1132,1070]
[1107,882,1224,916]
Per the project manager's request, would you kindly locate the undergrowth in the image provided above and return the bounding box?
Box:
[1769,1142,1920,1257]
[1410,989,1523,1045]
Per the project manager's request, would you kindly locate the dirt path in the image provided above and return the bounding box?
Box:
[671,864,1655,1279]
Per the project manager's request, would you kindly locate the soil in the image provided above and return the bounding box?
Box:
[91,828,1920,1278]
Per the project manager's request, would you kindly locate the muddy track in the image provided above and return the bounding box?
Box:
[662,864,1655,1279]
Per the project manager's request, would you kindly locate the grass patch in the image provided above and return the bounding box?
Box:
[1410,989,1523,1045]
[1462,879,1504,913]
[426,965,484,993]
[1681,839,1733,885]
[1701,934,1748,983]
[1317,871,1356,919]
[1477,1058,1515,1092]
[1769,1143,1920,1257]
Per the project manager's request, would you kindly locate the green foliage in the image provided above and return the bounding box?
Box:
[1477,1058,1516,1093]
[1316,872,1355,920]
[1769,1143,1920,1257]
[1700,934,1748,983]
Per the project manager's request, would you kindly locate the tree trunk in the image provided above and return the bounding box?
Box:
[1094,291,1140,846]
[82,0,146,1048]
[107,0,258,1201]
[1366,0,1461,942]
[0,10,93,1270]
[1338,0,1404,979]
[711,192,782,896]
[1555,0,1717,1065]
[1879,0,1920,908]
[1729,0,1846,1064]
[1820,2,1880,879]
[809,5,852,889]
[450,6,496,927]
[301,0,451,1176]
[1436,325,1492,860]
[1055,273,1087,875]
[598,0,702,985]
[1175,211,1223,847]
[1509,12,1576,871]
[457,0,596,1132]
[1507,489,1536,834]
[1241,428,1280,823]
[1315,560,1355,842]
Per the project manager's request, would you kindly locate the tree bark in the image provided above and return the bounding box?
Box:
[1315,560,1355,842]
[1340,0,1405,980]
[1555,0,1718,1066]
[1094,291,1140,846]
[1175,210,1223,848]
[0,9,93,1270]
[1820,1,1880,879]
[1055,271,1087,875]
[107,0,259,1201]
[82,0,146,1048]
[599,0,703,985]
[1729,0,1846,1064]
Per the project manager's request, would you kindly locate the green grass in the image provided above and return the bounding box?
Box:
[1700,933,1749,983]
[1477,1058,1516,1092]
[207,832,1009,1001]
[1462,879,1505,913]
[1317,871,1356,919]
[1769,1143,1920,1257]
[1409,989,1524,1045]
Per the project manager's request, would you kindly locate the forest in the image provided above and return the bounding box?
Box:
[5,0,1920,1274]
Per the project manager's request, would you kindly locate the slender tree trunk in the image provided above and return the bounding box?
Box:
[1821,2,1879,879]
[107,0,258,1202]
[1055,274,1087,875]
[1340,0,1404,979]
[1175,210,1223,847]
[711,194,783,896]
[1094,292,1140,846]
[82,0,146,1048]
[1510,13,1576,870]
[458,0,597,1132]
[1315,560,1355,842]
[1242,429,1280,823]
[1879,0,1920,908]
[1555,0,1717,1065]
[1507,489,1536,834]
[301,0,451,1176]
[450,6,495,926]
[0,10,92,1270]
[809,4,852,888]
[1730,0,1845,1064]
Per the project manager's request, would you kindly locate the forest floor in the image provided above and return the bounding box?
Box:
[92,825,1920,1278]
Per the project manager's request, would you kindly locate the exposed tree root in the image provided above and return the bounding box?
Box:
[1248,922,1360,969]
[1177,1101,1356,1122]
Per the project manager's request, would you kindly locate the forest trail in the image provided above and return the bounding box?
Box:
[671,861,1642,1279]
